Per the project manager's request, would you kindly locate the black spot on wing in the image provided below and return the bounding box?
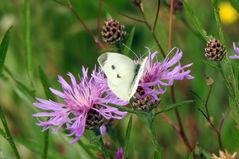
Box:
[117,74,121,78]
[111,65,115,70]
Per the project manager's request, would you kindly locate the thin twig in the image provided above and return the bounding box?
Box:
[66,0,96,40]
[168,0,193,151]
[102,0,145,23]
[205,85,213,118]
[168,0,174,51]
[138,4,166,57]
[153,0,160,32]
[54,0,105,49]
[159,113,180,133]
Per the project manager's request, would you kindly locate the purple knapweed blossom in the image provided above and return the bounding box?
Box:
[229,42,239,60]
[116,147,124,159]
[33,67,127,143]
[135,47,194,103]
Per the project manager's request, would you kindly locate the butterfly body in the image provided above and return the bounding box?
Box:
[98,53,148,101]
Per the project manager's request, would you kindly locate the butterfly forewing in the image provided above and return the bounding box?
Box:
[98,53,136,101]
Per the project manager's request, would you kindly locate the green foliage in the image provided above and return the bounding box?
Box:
[230,0,239,13]
[0,27,11,74]
[0,0,239,158]
[123,115,132,159]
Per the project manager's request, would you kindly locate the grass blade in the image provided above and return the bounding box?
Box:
[78,140,97,159]
[24,0,33,81]
[39,67,56,101]
[0,27,11,74]
[183,1,208,41]
[4,66,35,101]
[0,128,7,139]
[38,67,56,159]
[123,115,133,159]
[0,105,21,159]
[122,27,135,56]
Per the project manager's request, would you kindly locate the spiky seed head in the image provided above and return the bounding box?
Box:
[101,19,126,44]
[205,38,226,61]
[86,105,107,130]
[131,87,158,111]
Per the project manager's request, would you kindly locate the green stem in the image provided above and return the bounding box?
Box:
[146,113,162,158]
[95,129,110,158]
[24,0,33,84]
[0,105,21,159]
[42,129,49,159]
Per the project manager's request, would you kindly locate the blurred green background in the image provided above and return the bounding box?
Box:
[0,0,239,158]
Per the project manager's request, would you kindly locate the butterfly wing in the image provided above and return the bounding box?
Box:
[128,56,148,99]
[98,53,136,101]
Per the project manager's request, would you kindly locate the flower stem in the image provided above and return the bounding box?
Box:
[102,0,145,23]
[153,0,160,33]
[168,0,194,152]
[95,129,110,158]
[170,86,193,151]
[42,129,49,159]
[0,105,21,159]
[138,4,166,57]
[146,113,162,157]
[24,0,33,85]
[54,0,105,49]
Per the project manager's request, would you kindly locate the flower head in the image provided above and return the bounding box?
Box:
[229,42,239,60]
[33,67,127,143]
[132,47,193,110]
[116,147,124,159]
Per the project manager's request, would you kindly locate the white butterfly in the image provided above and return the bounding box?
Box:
[98,52,148,101]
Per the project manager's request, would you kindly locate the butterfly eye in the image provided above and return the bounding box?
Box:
[111,65,115,70]
[117,74,121,78]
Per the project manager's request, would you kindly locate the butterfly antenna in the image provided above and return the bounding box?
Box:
[122,43,139,59]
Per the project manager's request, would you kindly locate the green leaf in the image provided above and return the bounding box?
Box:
[123,115,133,159]
[15,137,64,159]
[0,128,7,139]
[109,104,146,115]
[231,125,239,147]
[39,67,56,100]
[230,0,239,13]
[78,140,97,159]
[0,105,21,159]
[24,0,33,81]
[154,151,161,159]
[154,100,194,116]
[187,153,193,159]
[0,27,12,74]
[4,67,35,101]
[122,27,135,56]
[183,1,208,41]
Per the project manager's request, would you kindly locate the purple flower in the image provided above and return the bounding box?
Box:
[229,42,239,59]
[116,147,124,159]
[134,47,193,104]
[33,67,127,143]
